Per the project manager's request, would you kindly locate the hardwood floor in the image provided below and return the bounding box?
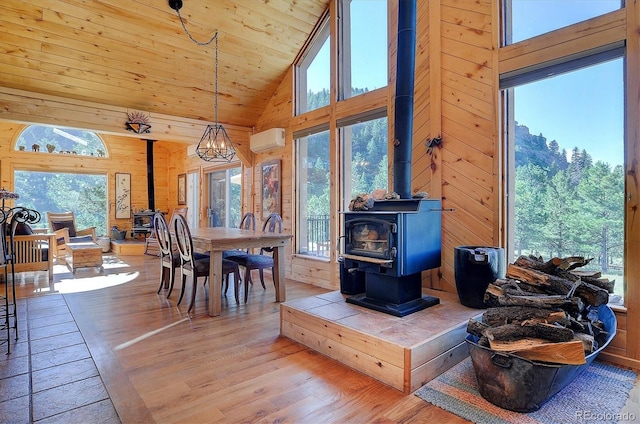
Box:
[7,254,469,423]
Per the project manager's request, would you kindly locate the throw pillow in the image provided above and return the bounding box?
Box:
[14,222,33,236]
[51,221,77,237]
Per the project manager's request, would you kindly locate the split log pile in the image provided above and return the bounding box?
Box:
[466,255,614,365]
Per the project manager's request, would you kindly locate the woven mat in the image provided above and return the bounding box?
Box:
[415,357,637,424]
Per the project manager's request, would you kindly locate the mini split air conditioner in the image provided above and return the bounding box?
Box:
[187,143,198,157]
[250,128,285,153]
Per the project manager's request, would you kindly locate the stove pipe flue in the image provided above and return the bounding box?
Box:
[393,0,417,199]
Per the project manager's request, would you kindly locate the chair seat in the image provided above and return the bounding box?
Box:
[229,254,273,268]
[184,257,238,275]
[69,235,94,243]
[223,250,248,259]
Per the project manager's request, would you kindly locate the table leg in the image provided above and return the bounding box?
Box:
[273,246,286,302]
[208,250,222,317]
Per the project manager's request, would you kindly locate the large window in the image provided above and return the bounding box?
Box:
[504,57,625,304]
[296,16,330,114]
[340,115,389,210]
[339,0,388,99]
[504,0,622,45]
[296,129,331,258]
[15,170,107,235]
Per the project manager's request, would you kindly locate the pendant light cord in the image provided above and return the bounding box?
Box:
[175,7,217,46]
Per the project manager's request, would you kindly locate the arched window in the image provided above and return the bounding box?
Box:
[15,125,108,157]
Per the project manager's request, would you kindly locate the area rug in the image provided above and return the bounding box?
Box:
[415,357,637,424]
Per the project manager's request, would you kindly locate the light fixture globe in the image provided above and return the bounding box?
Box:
[196,124,235,162]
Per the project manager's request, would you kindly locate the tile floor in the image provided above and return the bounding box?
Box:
[0,294,121,424]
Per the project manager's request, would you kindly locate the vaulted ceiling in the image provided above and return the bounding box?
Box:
[1,0,330,129]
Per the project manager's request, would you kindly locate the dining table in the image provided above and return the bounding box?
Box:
[189,226,292,316]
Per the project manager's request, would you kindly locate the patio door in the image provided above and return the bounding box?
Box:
[207,167,241,228]
[186,172,199,228]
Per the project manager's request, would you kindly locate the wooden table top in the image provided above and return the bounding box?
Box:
[189,227,292,251]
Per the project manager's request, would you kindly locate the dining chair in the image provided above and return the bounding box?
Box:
[223,212,256,260]
[154,211,209,298]
[145,207,188,255]
[227,213,282,303]
[153,212,178,297]
[173,215,241,312]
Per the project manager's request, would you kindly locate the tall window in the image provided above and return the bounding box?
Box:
[504,0,622,45]
[340,114,388,210]
[504,57,625,304]
[296,129,331,258]
[207,168,241,228]
[296,16,330,114]
[339,0,388,99]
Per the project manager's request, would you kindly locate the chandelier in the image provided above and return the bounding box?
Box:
[169,0,235,162]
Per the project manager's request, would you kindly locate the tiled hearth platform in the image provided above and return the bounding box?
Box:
[281,289,482,394]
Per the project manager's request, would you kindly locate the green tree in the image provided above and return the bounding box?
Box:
[575,162,624,271]
[514,163,548,255]
[540,169,579,257]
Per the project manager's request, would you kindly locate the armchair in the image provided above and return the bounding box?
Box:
[6,208,54,282]
[46,211,96,258]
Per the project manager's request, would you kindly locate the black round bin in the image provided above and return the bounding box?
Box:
[454,246,505,308]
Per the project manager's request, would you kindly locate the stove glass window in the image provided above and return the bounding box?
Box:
[346,219,393,259]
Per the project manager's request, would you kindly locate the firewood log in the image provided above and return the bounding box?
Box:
[558,269,615,293]
[484,322,574,343]
[481,306,569,327]
[493,278,547,295]
[489,339,587,365]
[552,256,593,271]
[466,318,489,338]
[514,255,558,274]
[506,264,609,306]
[484,284,583,313]
[573,333,596,353]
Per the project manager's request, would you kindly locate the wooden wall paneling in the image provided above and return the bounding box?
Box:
[438,0,497,293]
[625,0,640,362]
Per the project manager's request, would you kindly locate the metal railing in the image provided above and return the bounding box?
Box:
[301,214,331,258]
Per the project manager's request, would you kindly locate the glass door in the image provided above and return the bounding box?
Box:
[207,168,242,228]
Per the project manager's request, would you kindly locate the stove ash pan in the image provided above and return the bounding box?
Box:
[342,199,442,277]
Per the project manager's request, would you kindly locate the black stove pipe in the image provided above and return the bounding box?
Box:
[393,0,417,200]
[146,139,155,210]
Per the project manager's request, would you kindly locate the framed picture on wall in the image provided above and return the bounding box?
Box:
[261,160,281,219]
[178,173,187,205]
[115,173,131,219]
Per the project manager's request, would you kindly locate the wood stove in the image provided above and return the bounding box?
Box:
[341,198,441,316]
